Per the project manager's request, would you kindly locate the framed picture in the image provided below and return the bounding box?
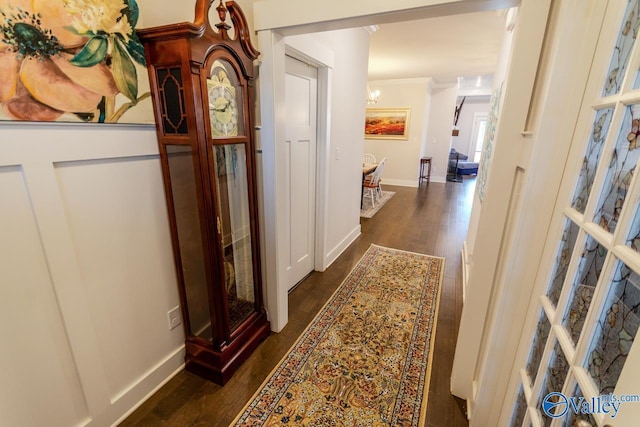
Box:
[365,108,410,140]
[0,1,153,124]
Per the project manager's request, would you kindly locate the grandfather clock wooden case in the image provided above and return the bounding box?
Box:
[138,0,270,385]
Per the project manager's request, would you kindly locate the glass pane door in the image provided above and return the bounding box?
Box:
[212,143,256,332]
[508,1,640,426]
[166,144,213,340]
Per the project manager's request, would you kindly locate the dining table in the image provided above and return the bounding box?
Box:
[362,162,378,208]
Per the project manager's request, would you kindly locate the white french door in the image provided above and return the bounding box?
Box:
[506,1,640,426]
[284,55,317,291]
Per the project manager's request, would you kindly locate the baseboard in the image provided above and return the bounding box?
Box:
[429,175,447,183]
[89,346,185,427]
[382,177,451,186]
[381,178,418,187]
[324,225,361,269]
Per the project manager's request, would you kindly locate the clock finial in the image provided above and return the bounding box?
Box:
[215,0,231,33]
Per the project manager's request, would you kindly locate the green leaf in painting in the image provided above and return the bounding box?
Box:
[124,0,140,28]
[125,34,146,66]
[70,36,108,67]
[112,37,138,101]
[63,25,85,36]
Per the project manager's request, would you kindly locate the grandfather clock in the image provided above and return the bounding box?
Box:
[138,0,270,385]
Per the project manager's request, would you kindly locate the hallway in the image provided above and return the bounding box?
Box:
[121,179,474,426]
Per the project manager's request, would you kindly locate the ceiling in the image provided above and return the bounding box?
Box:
[367,10,508,85]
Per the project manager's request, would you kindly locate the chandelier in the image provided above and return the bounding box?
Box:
[367,85,380,104]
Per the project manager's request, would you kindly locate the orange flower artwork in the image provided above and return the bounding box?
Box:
[0,0,152,123]
[364,108,411,140]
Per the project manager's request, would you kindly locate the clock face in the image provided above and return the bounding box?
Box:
[208,63,240,137]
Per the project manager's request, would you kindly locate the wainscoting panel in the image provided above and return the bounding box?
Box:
[54,156,182,402]
[0,164,90,426]
[0,124,184,427]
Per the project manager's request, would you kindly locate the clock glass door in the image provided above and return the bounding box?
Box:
[212,143,256,332]
[206,56,256,333]
[166,144,214,341]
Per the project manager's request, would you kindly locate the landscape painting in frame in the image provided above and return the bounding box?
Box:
[365,108,410,140]
[0,0,154,124]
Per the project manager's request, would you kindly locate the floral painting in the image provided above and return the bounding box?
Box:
[364,108,410,140]
[0,0,153,123]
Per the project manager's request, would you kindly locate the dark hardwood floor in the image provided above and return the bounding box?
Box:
[120,179,473,427]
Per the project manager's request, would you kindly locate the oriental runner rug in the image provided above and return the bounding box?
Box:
[231,245,444,426]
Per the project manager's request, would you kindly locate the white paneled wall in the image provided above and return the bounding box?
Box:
[0,124,184,426]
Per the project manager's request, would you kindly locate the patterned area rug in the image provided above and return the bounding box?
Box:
[361,191,396,218]
[231,245,444,426]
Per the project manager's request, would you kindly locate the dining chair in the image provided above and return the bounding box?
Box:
[363,157,386,207]
[362,153,377,164]
[372,157,386,198]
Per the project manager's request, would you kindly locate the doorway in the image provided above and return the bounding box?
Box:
[469,113,488,162]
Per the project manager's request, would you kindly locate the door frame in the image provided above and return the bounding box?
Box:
[283,40,334,276]
[257,31,334,331]
[254,0,523,336]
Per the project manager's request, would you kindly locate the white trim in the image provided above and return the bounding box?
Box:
[257,29,288,332]
[314,65,333,272]
[381,178,419,187]
[323,225,362,269]
[284,37,335,70]
[254,0,520,36]
[283,35,335,274]
[257,31,336,331]
[461,242,471,303]
[457,86,493,97]
[428,176,448,184]
[104,347,185,427]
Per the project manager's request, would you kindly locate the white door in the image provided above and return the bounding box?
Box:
[284,55,317,290]
[505,1,640,426]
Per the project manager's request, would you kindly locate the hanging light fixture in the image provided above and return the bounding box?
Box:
[367,85,380,104]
